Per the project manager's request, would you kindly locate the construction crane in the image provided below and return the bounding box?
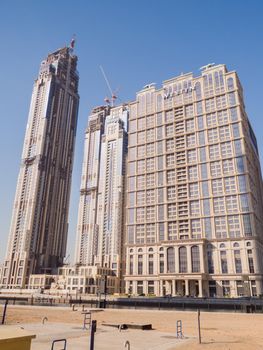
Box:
[99,65,118,107]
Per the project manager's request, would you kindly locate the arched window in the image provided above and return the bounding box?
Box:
[246,242,251,247]
[233,242,239,248]
[227,77,234,90]
[195,82,202,100]
[159,247,164,252]
[179,246,187,273]
[138,248,143,253]
[167,247,175,273]
[219,243,225,249]
[148,248,153,252]
[129,248,134,253]
[191,246,200,272]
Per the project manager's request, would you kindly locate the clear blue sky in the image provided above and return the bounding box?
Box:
[0,0,263,263]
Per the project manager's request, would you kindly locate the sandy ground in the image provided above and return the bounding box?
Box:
[3,305,263,349]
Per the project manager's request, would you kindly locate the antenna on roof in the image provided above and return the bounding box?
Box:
[199,63,215,71]
[99,65,118,107]
[70,34,76,50]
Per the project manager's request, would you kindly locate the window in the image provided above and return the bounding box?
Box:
[146,206,155,221]
[146,128,155,142]
[146,143,155,155]
[215,216,227,238]
[201,181,209,197]
[236,157,245,173]
[191,246,200,272]
[230,107,238,121]
[188,166,198,181]
[179,247,187,273]
[137,191,145,205]
[189,182,199,197]
[186,118,195,131]
[166,154,175,167]
[210,161,221,177]
[240,194,250,212]
[203,199,210,215]
[199,147,206,162]
[168,222,177,240]
[137,160,145,173]
[167,170,175,185]
[197,116,204,129]
[187,133,196,147]
[226,195,238,213]
[221,142,232,158]
[166,124,174,137]
[146,158,155,172]
[218,110,228,125]
[208,128,218,143]
[148,254,154,274]
[238,175,247,192]
[159,223,165,241]
[227,77,234,90]
[204,218,212,238]
[129,255,134,275]
[232,123,240,138]
[166,139,175,152]
[233,250,242,274]
[219,125,230,141]
[213,197,225,214]
[168,203,176,218]
[228,215,240,237]
[234,140,243,156]
[146,173,155,187]
[216,95,227,109]
[224,177,236,194]
[190,201,200,216]
[196,101,203,114]
[167,186,176,201]
[137,145,145,157]
[200,164,208,179]
[159,253,164,273]
[138,255,143,275]
[228,92,236,106]
[247,250,254,273]
[212,179,223,195]
[188,149,197,163]
[195,82,202,100]
[205,98,215,112]
[185,104,194,117]
[167,247,175,273]
[147,114,155,127]
[165,110,174,123]
[198,131,205,145]
[191,219,201,238]
[207,249,214,273]
[220,251,228,273]
[137,175,145,190]
[223,159,234,174]
[209,144,220,160]
[138,131,146,143]
[148,280,154,294]
[137,207,145,222]
[243,214,252,236]
[138,117,146,130]
[207,113,217,127]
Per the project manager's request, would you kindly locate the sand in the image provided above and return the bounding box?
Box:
[3,305,263,349]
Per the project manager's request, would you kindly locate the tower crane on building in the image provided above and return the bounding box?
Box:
[100,65,119,107]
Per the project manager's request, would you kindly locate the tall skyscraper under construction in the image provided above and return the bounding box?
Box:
[75,104,128,282]
[1,44,79,288]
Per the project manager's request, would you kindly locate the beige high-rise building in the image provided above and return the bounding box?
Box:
[125,64,263,297]
[75,104,128,287]
[1,45,79,288]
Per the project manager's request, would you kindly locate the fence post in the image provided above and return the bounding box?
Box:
[89,320,97,350]
[1,299,8,325]
[197,309,201,344]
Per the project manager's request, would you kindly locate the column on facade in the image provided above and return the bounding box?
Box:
[198,279,203,297]
[186,246,192,273]
[185,279,189,296]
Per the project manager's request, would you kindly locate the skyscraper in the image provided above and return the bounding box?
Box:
[1,45,79,288]
[125,64,263,297]
[75,104,128,282]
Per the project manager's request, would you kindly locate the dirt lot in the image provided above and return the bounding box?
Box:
[4,305,263,349]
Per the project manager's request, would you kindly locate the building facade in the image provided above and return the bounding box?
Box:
[125,64,263,297]
[75,104,128,286]
[1,46,79,288]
